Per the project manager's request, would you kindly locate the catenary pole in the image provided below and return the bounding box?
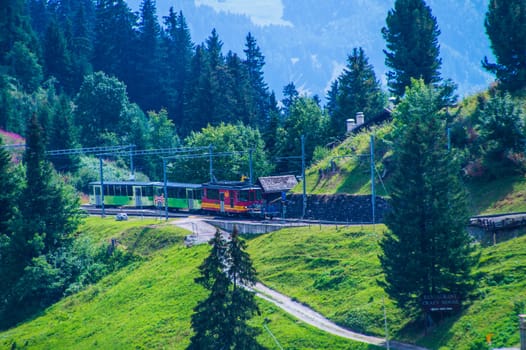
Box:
[302,135,306,219]
[370,134,375,225]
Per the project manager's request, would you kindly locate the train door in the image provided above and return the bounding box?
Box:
[94,185,102,206]
[220,192,225,213]
[229,190,235,208]
[133,186,143,208]
[187,189,194,210]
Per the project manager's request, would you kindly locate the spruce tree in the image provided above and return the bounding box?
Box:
[281,82,299,117]
[93,0,137,83]
[0,138,18,234]
[189,228,263,350]
[382,0,442,97]
[0,114,82,328]
[188,230,232,350]
[243,32,269,129]
[330,47,386,138]
[483,0,526,93]
[379,80,477,315]
[130,0,161,111]
[161,8,193,126]
[43,19,74,93]
[224,227,262,349]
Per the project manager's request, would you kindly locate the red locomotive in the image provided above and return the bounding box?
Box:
[201,181,263,215]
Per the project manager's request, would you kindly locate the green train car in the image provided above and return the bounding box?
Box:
[88,181,202,211]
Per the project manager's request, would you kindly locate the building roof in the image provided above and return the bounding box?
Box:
[258,175,298,193]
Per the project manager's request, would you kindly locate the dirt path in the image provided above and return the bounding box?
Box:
[171,217,428,350]
[253,283,427,350]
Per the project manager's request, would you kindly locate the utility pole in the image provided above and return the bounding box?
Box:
[163,158,168,221]
[129,144,135,180]
[370,134,375,225]
[447,127,451,151]
[99,157,105,218]
[209,144,214,183]
[249,148,253,184]
[520,314,526,350]
[383,297,390,350]
[301,135,306,219]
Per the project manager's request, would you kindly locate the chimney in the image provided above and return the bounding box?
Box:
[356,112,364,126]
[346,118,356,133]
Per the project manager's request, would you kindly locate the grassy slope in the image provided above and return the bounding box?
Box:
[247,225,526,350]
[0,218,377,350]
[298,122,526,215]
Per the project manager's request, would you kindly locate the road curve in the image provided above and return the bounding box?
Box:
[172,217,428,350]
[253,283,428,350]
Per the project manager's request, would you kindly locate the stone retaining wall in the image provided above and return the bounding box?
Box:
[283,194,389,223]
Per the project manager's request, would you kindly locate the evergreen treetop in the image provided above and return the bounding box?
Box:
[382,0,442,97]
[483,0,526,94]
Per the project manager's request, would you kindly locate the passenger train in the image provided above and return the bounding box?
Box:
[88,180,265,216]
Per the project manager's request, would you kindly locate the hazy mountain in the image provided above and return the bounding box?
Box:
[127,0,494,100]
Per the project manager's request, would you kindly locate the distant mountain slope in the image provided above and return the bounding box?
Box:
[127,0,493,99]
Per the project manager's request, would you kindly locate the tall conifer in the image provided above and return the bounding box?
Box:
[483,0,526,93]
[379,80,477,315]
[382,0,442,97]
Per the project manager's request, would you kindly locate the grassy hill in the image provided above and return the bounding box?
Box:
[247,224,526,349]
[1,217,525,349]
[296,122,526,216]
[0,218,377,350]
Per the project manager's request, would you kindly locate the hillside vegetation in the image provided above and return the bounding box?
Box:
[298,121,526,216]
[0,218,377,350]
[247,225,526,350]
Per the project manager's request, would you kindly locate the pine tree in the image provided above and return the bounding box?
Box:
[93,0,137,83]
[225,51,252,125]
[188,230,232,350]
[382,0,442,97]
[483,0,526,93]
[224,227,262,349]
[281,82,299,117]
[183,44,213,135]
[0,138,18,234]
[475,92,525,176]
[0,0,40,66]
[49,94,80,172]
[262,92,281,157]
[129,0,161,111]
[243,32,269,129]
[43,19,74,93]
[0,114,82,328]
[379,80,477,315]
[161,8,194,126]
[330,47,386,138]
[188,228,263,350]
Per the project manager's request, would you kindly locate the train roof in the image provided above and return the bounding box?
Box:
[151,182,202,189]
[202,181,261,190]
[89,181,153,186]
[89,181,201,188]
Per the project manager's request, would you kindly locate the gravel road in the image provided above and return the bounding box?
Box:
[172,217,428,350]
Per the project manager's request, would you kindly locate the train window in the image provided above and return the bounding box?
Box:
[104,185,114,196]
[195,189,202,199]
[206,189,219,200]
[125,185,131,196]
[168,187,184,198]
[239,190,249,202]
[143,186,153,197]
[256,189,262,200]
